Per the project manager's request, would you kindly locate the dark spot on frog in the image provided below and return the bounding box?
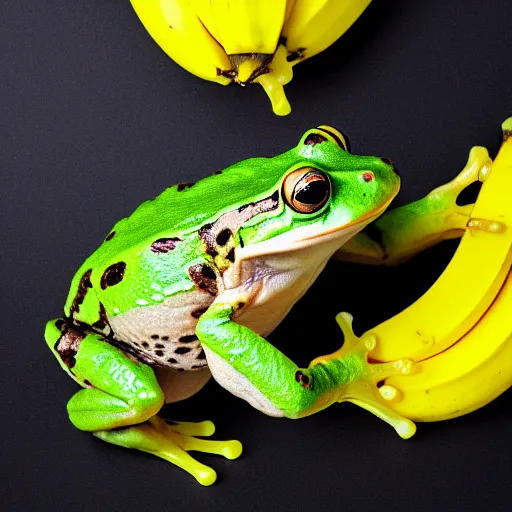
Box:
[216,229,232,246]
[304,133,327,146]
[226,248,235,263]
[105,231,116,241]
[92,302,109,331]
[202,266,216,279]
[191,307,208,318]
[175,347,192,355]
[295,370,313,390]
[151,237,182,253]
[167,357,178,364]
[55,319,66,332]
[177,182,195,192]
[179,334,198,343]
[151,334,159,340]
[161,335,169,341]
[100,262,126,290]
[155,343,165,349]
[70,269,93,315]
[188,263,218,296]
[142,341,149,348]
[155,350,164,357]
[196,349,206,360]
[316,127,347,150]
[55,327,84,369]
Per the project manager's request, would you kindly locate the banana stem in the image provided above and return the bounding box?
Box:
[254,45,294,116]
[254,73,292,116]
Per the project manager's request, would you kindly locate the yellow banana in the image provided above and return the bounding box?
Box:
[383,269,512,422]
[311,119,512,438]
[193,0,288,56]
[129,0,372,115]
[282,0,372,61]
[366,131,512,362]
[130,0,231,84]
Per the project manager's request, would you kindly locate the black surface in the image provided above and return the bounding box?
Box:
[2,0,512,510]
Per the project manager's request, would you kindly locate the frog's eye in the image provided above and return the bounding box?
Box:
[283,168,331,214]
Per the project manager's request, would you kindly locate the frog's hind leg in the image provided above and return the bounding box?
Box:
[335,146,492,265]
[95,417,242,486]
[44,319,242,486]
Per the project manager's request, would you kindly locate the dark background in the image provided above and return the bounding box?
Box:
[2,0,512,510]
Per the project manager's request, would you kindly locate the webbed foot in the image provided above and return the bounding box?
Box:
[310,312,416,439]
[335,146,493,265]
[95,416,242,486]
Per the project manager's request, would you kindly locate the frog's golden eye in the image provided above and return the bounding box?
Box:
[283,168,331,214]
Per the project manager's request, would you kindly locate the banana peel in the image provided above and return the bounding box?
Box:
[315,118,512,436]
[130,0,372,115]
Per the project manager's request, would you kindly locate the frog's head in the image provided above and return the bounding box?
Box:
[237,125,400,255]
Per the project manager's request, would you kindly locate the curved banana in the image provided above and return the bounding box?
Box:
[383,269,512,422]
[312,119,512,436]
[129,0,372,115]
[367,130,512,362]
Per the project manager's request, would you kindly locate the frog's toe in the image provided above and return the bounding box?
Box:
[168,420,216,437]
[175,434,243,460]
[195,467,217,487]
[221,440,243,460]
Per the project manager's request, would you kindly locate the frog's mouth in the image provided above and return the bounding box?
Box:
[239,190,397,261]
[302,192,397,243]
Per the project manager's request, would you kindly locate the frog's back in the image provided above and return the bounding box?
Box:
[61,155,285,370]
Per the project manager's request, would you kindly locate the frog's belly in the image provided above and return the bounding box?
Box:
[109,290,214,371]
[108,259,327,371]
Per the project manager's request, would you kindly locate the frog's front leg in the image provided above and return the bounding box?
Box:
[45,319,242,486]
[196,299,412,424]
[335,146,492,265]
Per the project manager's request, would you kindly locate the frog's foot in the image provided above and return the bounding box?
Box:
[95,416,242,486]
[335,146,493,266]
[310,312,417,439]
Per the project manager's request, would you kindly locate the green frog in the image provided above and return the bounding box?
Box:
[45,126,485,485]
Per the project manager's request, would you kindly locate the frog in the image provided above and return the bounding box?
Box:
[45,125,489,485]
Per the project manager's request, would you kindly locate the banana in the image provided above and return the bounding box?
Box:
[193,0,288,56]
[282,0,372,61]
[366,133,512,362]
[311,119,512,437]
[383,269,512,422]
[129,0,373,115]
[130,0,231,84]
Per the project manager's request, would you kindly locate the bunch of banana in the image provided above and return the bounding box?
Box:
[316,119,512,438]
[129,0,372,115]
